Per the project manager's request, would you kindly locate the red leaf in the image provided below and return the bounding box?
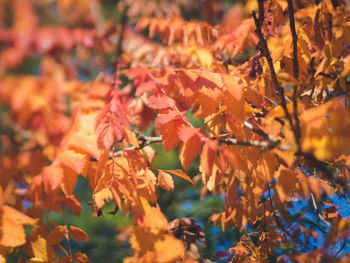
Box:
[178,127,202,143]
[102,124,115,150]
[157,111,186,125]
[135,80,157,96]
[148,95,176,109]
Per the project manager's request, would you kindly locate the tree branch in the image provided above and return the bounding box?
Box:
[243,121,279,143]
[109,134,280,159]
[310,193,331,227]
[287,0,301,150]
[111,135,163,157]
[252,10,296,139]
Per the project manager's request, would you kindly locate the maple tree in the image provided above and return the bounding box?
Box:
[0,0,350,262]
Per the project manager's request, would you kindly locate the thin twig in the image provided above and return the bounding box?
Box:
[217,137,279,149]
[111,136,163,157]
[113,4,129,89]
[265,182,314,251]
[310,193,331,227]
[287,0,301,150]
[106,131,283,160]
[243,121,279,143]
[334,238,348,258]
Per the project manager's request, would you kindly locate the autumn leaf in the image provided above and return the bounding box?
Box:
[30,236,56,262]
[0,205,36,247]
[275,167,297,202]
[200,139,218,176]
[94,188,113,209]
[42,166,64,193]
[69,226,89,242]
[162,169,193,185]
[157,171,174,191]
[157,111,186,152]
[57,150,88,174]
[154,235,185,262]
[73,252,93,263]
[195,48,213,68]
[47,225,66,246]
[67,132,100,160]
[148,95,176,110]
[178,127,203,170]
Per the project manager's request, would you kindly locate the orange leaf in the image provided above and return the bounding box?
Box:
[63,196,83,218]
[58,150,87,174]
[73,252,93,263]
[158,112,186,152]
[222,74,244,120]
[61,165,79,195]
[275,167,297,202]
[68,132,100,160]
[0,205,35,247]
[141,146,156,164]
[69,226,89,242]
[200,140,218,176]
[47,225,66,246]
[124,127,140,148]
[94,188,113,209]
[178,127,203,170]
[154,235,185,262]
[158,171,174,191]
[42,166,64,193]
[162,169,193,185]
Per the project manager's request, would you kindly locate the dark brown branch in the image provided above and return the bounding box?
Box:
[287,0,299,82]
[113,4,129,89]
[287,0,301,150]
[318,72,338,80]
[252,8,296,146]
[303,154,350,195]
[258,0,265,26]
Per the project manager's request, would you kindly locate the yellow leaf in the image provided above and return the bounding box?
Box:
[94,188,113,209]
[30,236,56,262]
[0,205,36,247]
[195,48,213,68]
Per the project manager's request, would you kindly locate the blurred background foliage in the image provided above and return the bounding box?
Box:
[1,0,248,262]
